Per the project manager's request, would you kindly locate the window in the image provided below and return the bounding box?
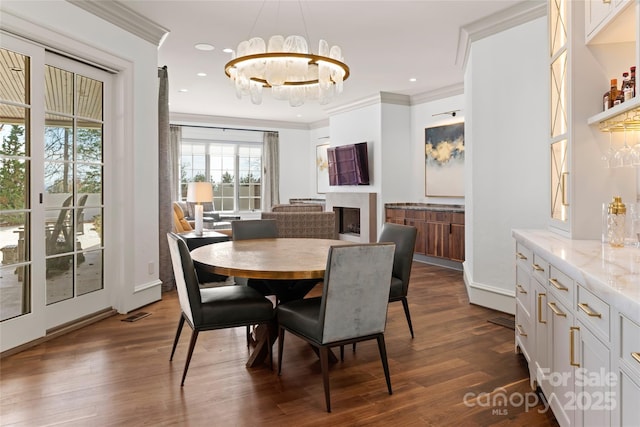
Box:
[180,139,262,213]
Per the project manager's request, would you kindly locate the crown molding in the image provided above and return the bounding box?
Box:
[66,0,169,46]
[411,83,464,106]
[455,0,546,71]
[325,92,411,117]
[170,112,312,131]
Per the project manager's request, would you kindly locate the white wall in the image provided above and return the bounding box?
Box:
[410,95,465,206]
[464,16,548,314]
[1,1,162,317]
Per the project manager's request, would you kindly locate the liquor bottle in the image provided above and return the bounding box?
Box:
[622,72,633,102]
[603,89,610,111]
[609,79,618,108]
[630,66,636,98]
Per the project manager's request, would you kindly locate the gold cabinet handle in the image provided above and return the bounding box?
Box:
[532,264,544,272]
[516,284,528,294]
[516,324,527,337]
[632,352,640,364]
[516,252,527,260]
[547,301,567,317]
[538,293,547,324]
[603,0,611,4]
[549,278,568,291]
[561,172,569,206]
[578,303,602,318]
[570,326,580,367]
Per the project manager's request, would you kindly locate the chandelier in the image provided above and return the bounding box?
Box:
[224,35,350,107]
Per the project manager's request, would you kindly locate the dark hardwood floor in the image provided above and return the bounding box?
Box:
[0,262,559,426]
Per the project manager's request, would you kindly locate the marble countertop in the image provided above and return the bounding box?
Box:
[513,229,640,325]
[385,203,465,213]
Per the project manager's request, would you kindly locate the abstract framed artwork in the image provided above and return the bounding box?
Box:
[316,143,330,194]
[425,122,465,197]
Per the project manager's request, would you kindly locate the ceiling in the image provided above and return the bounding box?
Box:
[114,0,537,126]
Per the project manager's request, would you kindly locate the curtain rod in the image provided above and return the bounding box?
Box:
[174,124,276,134]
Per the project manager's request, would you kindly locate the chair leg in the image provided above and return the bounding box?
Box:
[319,346,332,412]
[339,345,344,361]
[376,334,393,395]
[246,325,251,349]
[277,326,285,375]
[352,342,357,352]
[401,297,415,338]
[170,315,185,361]
[266,324,272,370]
[181,330,199,386]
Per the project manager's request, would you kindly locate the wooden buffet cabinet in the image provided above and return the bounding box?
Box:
[385,204,464,262]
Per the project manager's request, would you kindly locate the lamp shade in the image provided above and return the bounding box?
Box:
[186,182,213,203]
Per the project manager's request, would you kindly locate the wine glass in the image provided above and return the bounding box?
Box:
[602,130,616,168]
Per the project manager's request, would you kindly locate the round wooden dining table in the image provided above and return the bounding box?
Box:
[190,238,351,367]
[190,238,351,280]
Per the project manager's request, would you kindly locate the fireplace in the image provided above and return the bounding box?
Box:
[325,192,377,243]
[334,207,361,236]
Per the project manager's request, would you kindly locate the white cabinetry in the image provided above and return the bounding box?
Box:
[512,230,640,427]
[618,315,640,426]
[549,0,636,238]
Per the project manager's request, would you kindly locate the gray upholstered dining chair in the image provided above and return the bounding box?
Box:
[276,243,396,412]
[231,218,278,241]
[379,222,418,337]
[166,232,274,385]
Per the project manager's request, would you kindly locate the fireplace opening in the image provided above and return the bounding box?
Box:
[333,207,361,235]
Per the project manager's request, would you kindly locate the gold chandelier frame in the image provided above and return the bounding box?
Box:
[224,52,350,88]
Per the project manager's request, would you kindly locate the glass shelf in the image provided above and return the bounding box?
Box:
[597,106,640,132]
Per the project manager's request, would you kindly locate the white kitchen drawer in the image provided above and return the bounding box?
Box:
[532,253,549,285]
[620,314,640,378]
[515,300,533,362]
[516,265,531,317]
[549,265,574,310]
[577,284,610,342]
[516,242,532,269]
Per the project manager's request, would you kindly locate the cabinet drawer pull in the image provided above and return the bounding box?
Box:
[538,293,547,324]
[578,303,602,318]
[547,302,566,317]
[570,326,580,367]
[532,264,544,272]
[516,252,528,260]
[602,0,611,4]
[632,352,640,364]
[516,324,527,337]
[549,278,568,291]
[517,284,527,294]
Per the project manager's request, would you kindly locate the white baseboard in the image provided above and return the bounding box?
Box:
[463,264,515,315]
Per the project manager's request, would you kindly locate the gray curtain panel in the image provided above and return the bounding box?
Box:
[263,131,280,209]
[158,66,174,291]
[169,125,181,202]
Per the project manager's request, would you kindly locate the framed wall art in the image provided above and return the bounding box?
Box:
[316,143,330,194]
[425,122,465,197]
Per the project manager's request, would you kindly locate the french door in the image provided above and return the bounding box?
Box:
[0,34,111,351]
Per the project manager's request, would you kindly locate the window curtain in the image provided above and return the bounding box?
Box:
[158,66,174,291]
[262,131,280,210]
[169,125,181,202]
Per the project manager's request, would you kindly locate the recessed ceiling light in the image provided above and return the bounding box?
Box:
[222,48,233,54]
[296,114,302,118]
[179,89,188,93]
[194,43,214,51]
[197,72,207,77]
[409,78,417,82]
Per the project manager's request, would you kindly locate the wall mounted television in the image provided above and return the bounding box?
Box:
[327,142,370,185]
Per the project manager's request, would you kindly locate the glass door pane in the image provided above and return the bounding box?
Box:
[0,48,31,321]
[44,64,104,305]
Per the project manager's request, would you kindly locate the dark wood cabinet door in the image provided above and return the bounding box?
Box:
[449,223,465,261]
[405,218,426,255]
[426,221,448,258]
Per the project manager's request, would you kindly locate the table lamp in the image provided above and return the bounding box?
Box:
[186,182,213,236]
